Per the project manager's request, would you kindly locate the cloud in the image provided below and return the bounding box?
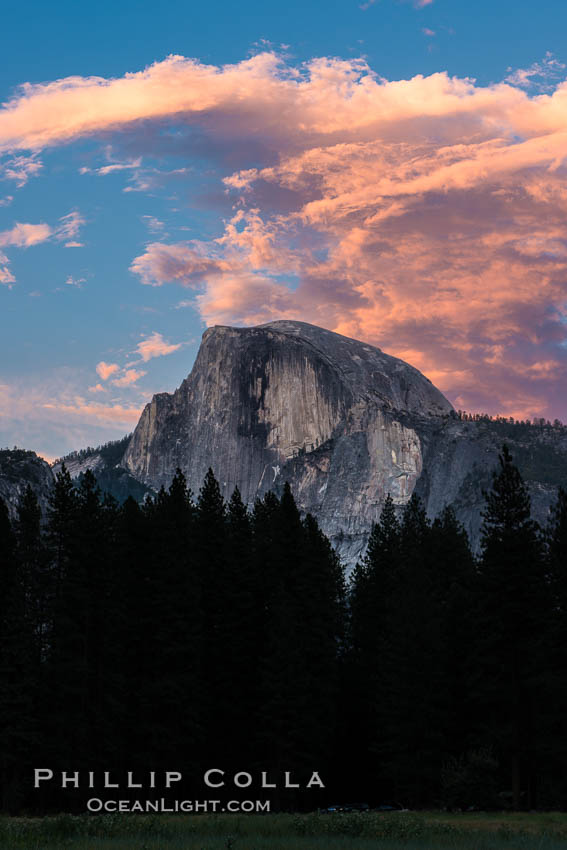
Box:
[422,28,435,37]
[0,251,15,285]
[505,52,566,92]
[0,212,83,251]
[80,156,142,176]
[142,215,166,233]
[55,210,85,245]
[88,383,106,393]
[3,53,567,418]
[0,211,85,284]
[0,154,42,187]
[0,376,143,459]
[96,361,120,380]
[65,275,86,287]
[0,221,52,248]
[130,242,230,286]
[111,368,146,386]
[0,196,13,207]
[134,331,182,362]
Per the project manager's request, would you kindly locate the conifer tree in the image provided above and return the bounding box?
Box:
[347,494,401,797]
[475,445,550,809]
[543,488,567,801]
[0,490,42,810]
[219,487,260,764]
[141,469,203,772]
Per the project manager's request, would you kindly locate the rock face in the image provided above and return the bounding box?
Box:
[123,321,567,566]
[0,449,54,521]
[4,322,565,567]
[123,321,450,564]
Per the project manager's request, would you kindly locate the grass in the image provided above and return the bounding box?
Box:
[2,811,567,849]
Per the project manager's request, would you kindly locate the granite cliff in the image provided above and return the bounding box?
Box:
[122,321,567,566]
[3,322,565,566]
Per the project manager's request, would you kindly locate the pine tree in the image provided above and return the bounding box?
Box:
[372,494,447,805]
[429,507,478,796]
[255,485,345,808]
[218,487,260,765]
[141,469,203,773]
[0,490,42,810]
[347,494,401,797]
[543,488,567,803]
[475,445,550,809]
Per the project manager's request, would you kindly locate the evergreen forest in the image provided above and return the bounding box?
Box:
[0,447,566,814]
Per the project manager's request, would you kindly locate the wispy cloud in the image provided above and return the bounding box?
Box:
[55,210,85,246]
[0,250,15,286]
[505,52,566,92]
[80,156,142,176]
[0,211,85,284]
[0,375,143,459]
[141,215,166,234]
[64,275,86,288]
[0,154,43,187]
[111,368,147,387]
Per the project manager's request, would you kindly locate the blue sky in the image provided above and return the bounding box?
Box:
[1,0,567,458]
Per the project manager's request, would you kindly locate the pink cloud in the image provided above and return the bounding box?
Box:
[0,221,52,248]
[96,361,120,380]
[130,242,230,286]
[111,368,146,386]
[3,53,567,418]
[505,52,566,92]
[0,211,84,274]
[55,210,85,244]
[134,331,182,362]
[0,154,42,187]
[42,400,142,426]
[0,250,15,286]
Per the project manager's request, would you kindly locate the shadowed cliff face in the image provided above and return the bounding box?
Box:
[123,321,454,565]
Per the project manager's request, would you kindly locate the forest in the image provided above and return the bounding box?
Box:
[0,446,566,814]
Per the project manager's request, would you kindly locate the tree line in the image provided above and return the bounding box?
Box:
[0,447,566,813]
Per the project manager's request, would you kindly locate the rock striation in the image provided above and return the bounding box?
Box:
[122,321,478,564]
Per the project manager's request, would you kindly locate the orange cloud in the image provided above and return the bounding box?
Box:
[96,361,120,380]
[4,53,567,419]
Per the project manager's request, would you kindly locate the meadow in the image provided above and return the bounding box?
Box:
[2,811,567,850]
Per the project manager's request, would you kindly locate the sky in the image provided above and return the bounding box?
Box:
[2,0,567,460]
